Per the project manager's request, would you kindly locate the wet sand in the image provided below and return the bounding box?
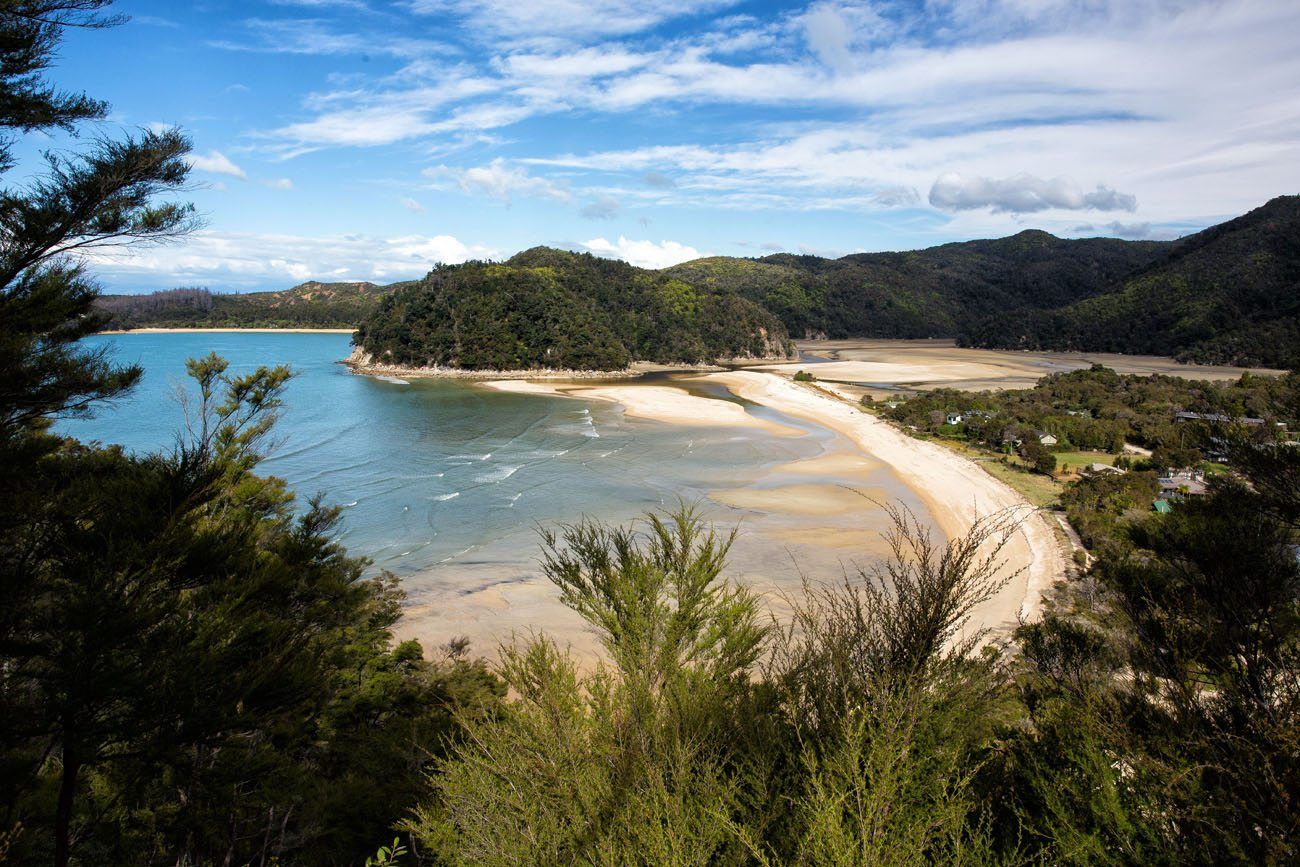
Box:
[781,338,1286,399]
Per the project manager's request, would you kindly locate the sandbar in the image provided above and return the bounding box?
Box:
[484,379,805,436]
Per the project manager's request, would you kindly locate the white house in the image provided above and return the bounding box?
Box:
[1037,431,1058,446]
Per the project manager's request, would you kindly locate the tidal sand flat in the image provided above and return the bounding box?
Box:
[782,338,1288,398]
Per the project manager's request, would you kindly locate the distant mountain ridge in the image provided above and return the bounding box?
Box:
[99,197,1300,369]
[666,231,1171,341]
[961,195,1300,368]
[97,279,414,329]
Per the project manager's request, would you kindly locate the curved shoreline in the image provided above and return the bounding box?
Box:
[482,369,1067,633]
[705,372,1066,630]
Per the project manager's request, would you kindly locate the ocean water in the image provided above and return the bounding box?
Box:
[62,332,925,649]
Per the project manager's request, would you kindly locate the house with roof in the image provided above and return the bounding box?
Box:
[1175,410,1266,426]
[1037,431,1058,447]
[1158,469,1208,499]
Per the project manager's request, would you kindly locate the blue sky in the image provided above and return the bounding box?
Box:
[28,0,1300,291]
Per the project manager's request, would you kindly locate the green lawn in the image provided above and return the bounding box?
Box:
[1053,451,1119,471]
[932,438,1064,507]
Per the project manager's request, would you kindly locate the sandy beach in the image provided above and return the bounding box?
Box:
[705,371,1066,632]
[483,367,1068,637]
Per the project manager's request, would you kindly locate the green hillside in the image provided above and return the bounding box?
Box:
[666,232,1169,339]
[353,247,793,371]
[964,195,1300,368]
[96,280,410,329]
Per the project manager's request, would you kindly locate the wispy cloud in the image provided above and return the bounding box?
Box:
[581,235,702,268]
[187,150,246,179]
[928,173,1136,214]
[427,159,571,204]
[415,0,743,41]
[580,196,621,220]
[85,230,498,290]
[211,17,451,59]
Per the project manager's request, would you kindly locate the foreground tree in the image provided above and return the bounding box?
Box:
[413,508,774,864]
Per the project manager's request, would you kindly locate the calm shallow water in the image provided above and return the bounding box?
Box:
[63,333,910,579]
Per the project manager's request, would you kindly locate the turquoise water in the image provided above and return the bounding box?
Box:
[63,332,934,650]
[63,333,850,578]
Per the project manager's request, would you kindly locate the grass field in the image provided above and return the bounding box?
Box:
[1053,451,1120,472]
[931,438,1064,507]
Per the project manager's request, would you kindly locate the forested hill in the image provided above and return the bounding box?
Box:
[96,280,412,329]
[666,232,1170,341]
[352,247,794,371]
[962,195,1300,368]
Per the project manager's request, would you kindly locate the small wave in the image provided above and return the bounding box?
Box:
[449,453,491,461]
[433,492,460,501]
[375,375,410,385]
[475,465,521,484]
[341,500,358,507]
[584,430,601,438]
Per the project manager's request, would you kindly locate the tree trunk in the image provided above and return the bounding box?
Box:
[54,739,80,867]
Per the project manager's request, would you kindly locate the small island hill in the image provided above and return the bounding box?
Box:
[347,247,795,377]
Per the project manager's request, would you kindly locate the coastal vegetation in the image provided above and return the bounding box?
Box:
[880,365,1299,470]
[352,247,793,371]
[99,200,1300,371]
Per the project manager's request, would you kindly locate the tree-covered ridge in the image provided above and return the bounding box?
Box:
[96,279,414,329]
[666,231,1170,340]
[963,195,1300,368]
[353,247,794,371]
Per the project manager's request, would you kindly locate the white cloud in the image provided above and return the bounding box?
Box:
[801,3,856,73]
[417,0,743,41]
[430,159,571,204]
[580,196,621,220]
[1071,220,1157,239]
[83,230,498,291]
[265,177,294,190]
[581,235,702,268]
[237,0,1297,238]
[400,197,427,213]
[928,172,1137,213]
[187,150,247,179]
[212,17,451,59]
